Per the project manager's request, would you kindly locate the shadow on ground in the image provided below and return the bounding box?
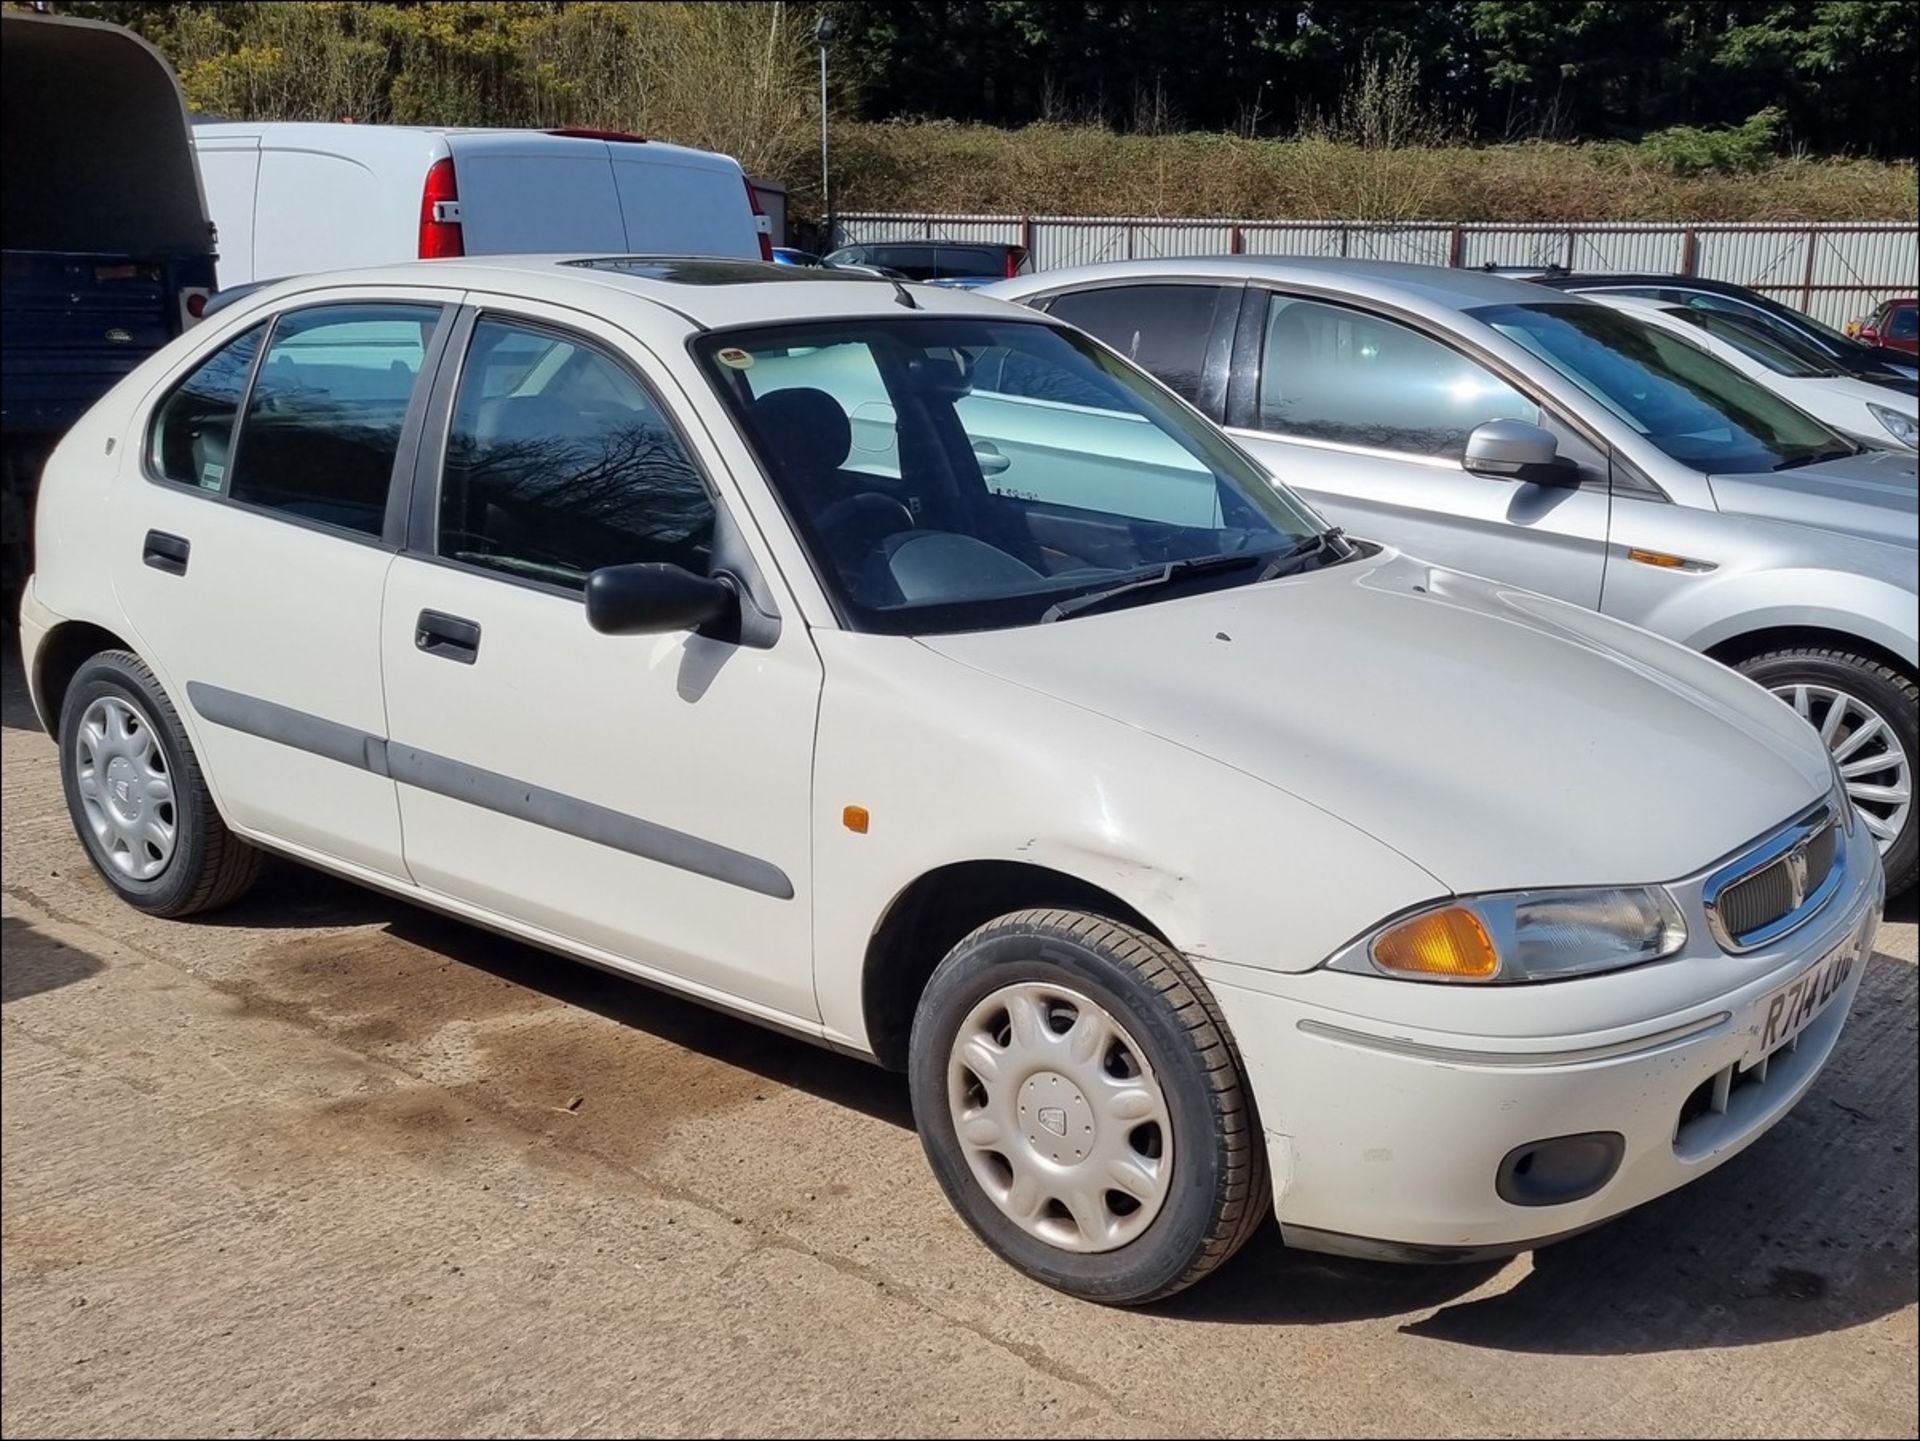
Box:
[206,864,1918,1352]
[0,913,106,1002]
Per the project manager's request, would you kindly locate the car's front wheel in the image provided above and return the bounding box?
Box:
[58,650,262,917]
[908,909,1268,1305]
[1739,646,1917,896]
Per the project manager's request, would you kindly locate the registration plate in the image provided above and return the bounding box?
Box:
[1744,938,1859,1066]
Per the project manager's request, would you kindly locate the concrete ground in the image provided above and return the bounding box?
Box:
[3,645,1915,1440]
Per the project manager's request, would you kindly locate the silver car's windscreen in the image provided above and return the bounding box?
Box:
[695,317,1330,635]
[1474,302,1857,473]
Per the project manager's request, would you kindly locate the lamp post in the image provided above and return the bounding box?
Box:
[816,13,835,247]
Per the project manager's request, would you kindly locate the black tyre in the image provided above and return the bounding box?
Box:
[58,650,262,917]
[908,908,1268,1305]
[1737,646,1917,896]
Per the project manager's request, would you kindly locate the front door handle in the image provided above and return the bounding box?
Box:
[142,530,190,576]
[972,441,1012,476]
[415,609,481,664]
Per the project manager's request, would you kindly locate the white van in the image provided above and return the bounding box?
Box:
[192,122,770,287]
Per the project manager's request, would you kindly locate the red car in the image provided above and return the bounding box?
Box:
[1849,297,1919,355]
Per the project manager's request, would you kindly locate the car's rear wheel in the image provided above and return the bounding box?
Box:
[58,650,262,917]
[908,909,1268,1305]
[1739,647,1917,895]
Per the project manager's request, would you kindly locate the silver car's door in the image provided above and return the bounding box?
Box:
[1222,289,1612,609]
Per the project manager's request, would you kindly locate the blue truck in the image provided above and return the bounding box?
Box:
[2,8,216,603]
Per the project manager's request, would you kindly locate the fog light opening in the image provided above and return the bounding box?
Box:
[1495,1131,1625,1207]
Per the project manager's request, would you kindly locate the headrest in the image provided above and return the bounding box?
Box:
[751,387,853,484]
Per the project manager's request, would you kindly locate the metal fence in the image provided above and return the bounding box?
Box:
[830,215,1920,328]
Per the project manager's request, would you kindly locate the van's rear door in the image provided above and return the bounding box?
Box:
[608,143,759,259]
[442,132,627,254]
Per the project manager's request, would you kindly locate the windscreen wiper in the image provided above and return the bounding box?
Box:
[1774,447,1859,471]
[1040,552,1267,623]
[1255,527,1349,582]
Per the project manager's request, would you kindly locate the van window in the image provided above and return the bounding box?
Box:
[150,323,264,491]
[438,318,715,590]
[226,304,440,536]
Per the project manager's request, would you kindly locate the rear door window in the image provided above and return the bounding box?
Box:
[225,304,441,535]
[1043,284,1233,407]
[150,322,265,491]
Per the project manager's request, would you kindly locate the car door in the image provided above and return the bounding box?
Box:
[114,295,453,879]
[377,301,823,1021]
[1221,289,1612,608]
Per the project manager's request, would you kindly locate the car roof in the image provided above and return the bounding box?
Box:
[1533,272,1759,296]
[212,254,1042,332]
[190,120,728,169]
[839,239,1025,251]
[989,255,1571,313]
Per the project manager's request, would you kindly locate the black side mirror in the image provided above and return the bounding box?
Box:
[585,563,736,637]
[1463,419,1581,487]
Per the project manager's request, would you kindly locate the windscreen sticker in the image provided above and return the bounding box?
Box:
[715,346,755,370]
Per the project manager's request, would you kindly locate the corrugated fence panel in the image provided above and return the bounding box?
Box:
[832,215,1917,324]
[1032,221,1133,269]
[1127,222,1238,259]
[1694,229,1810,296]
[1345,226,1454,265]
[1568,228,1689,273]
[1807,287,1893,329]
[1240,225,1347,257]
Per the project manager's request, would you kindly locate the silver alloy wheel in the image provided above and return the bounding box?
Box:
[74,695,177,881]
[946,981,1173,1253]
[1774,682,1913,854]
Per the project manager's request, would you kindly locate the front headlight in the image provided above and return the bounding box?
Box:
[1332,886,1689,984]
[1867,402,1918,449]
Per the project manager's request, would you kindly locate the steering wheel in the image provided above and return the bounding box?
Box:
[815,491,915,558]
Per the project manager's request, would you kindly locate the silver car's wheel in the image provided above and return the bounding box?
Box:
[1774,682,1913,854]
[74,694,177,880]
[946,981,1173,1253]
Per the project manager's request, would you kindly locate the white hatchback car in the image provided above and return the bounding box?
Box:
[1584,292,1918,450]
[20,258,1884,1304]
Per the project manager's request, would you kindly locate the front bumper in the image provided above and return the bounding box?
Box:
[1203,824,1884,1259]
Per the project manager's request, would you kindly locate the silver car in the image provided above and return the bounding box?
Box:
[986,259,1920,892]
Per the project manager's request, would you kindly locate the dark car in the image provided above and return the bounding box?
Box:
[1522,270,1920,384]
[823,240,1032,284]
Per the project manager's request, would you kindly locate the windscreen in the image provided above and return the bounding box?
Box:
[697,317,1328,634]
[1475,302,1855,473]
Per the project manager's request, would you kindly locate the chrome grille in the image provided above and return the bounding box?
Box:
[1718,861,1796,940]
[1705,805,1842,952]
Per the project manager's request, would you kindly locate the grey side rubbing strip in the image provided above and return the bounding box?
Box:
[186,684,791,899]
[384,744,794,900]
[187,682,389,775]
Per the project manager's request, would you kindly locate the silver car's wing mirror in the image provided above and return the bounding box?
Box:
[1463,419,1579,486]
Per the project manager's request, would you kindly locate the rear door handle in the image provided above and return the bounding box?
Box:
[142,530,190,576]
[415,609,481,664]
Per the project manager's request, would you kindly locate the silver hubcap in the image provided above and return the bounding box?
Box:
[1774,682,1912,854]
[946,982,1173,1253]
[74,696,177,881]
